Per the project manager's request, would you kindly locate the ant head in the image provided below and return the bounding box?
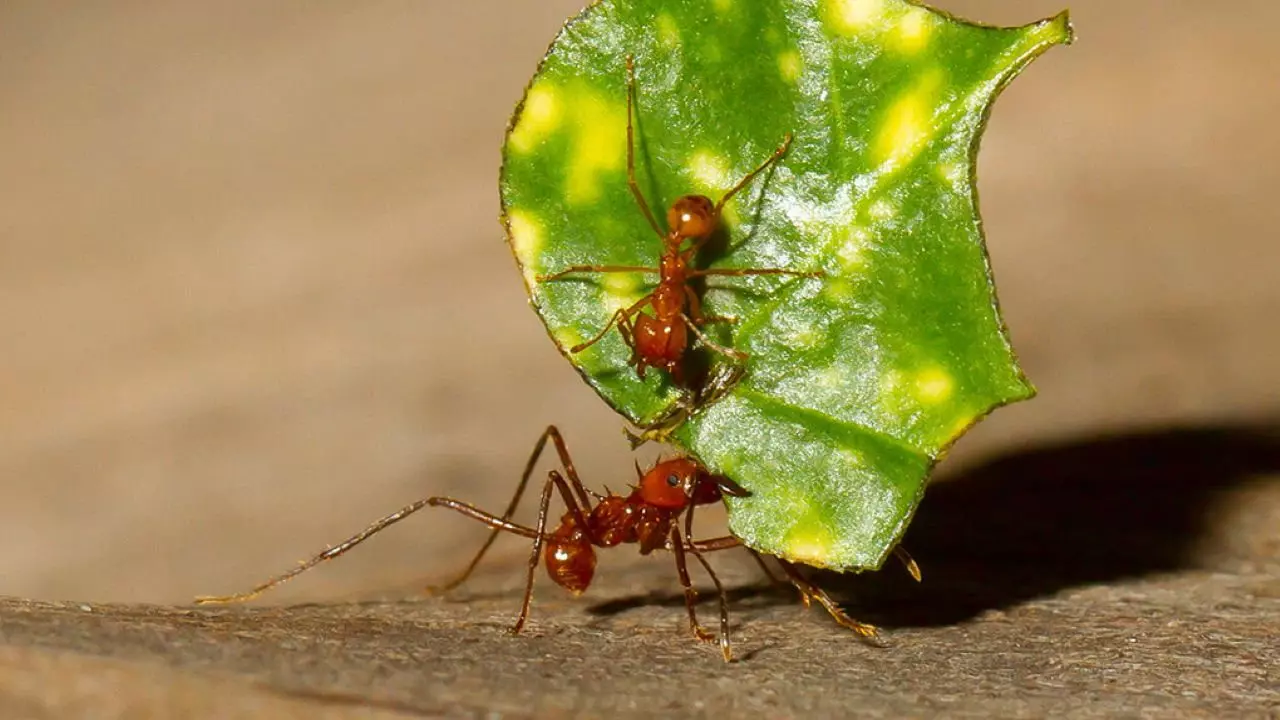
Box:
[638,457,702,510]
[666,195,716,240]
[638,457,750,510]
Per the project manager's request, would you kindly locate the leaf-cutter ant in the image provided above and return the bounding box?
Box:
[537,57,821,387]
[196,426,916,661]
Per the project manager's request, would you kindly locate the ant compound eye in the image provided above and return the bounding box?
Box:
[666,473,680,488]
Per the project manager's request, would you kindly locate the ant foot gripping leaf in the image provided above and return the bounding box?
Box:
[502,0,1071,571]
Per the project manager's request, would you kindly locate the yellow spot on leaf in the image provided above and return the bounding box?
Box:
[602,273,644,312]
[553,326,585,353]
[786,525,835,564]
[872,69,943,172]
[915,367,954,404]
[712,0,732,13]
[826,0,886,35]
[689,150,739,226]
[892,6,933,53]
[508,83,560,155]
[656,14,680,47]
[506,210,543,285]
[566,91,626,205]
[778,50,802,83]
[689,150,731,190]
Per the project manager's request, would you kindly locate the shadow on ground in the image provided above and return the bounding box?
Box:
[586,421,1280,628]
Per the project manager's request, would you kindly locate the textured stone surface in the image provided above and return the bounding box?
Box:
[3,428,1277,717]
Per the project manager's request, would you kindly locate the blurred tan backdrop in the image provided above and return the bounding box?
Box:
[1,1,1276,604]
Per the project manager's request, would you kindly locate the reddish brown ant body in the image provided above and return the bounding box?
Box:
[537,57,821,386]
[196,426,908,662]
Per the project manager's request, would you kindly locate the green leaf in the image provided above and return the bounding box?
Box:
[501,0,1071,571]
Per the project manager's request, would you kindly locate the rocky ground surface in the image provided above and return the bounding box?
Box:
[3,428,1276,718]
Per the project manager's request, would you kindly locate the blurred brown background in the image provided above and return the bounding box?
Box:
[0,1,1276,606]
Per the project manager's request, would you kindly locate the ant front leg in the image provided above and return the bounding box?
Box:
[669,525,719,648]
[714,133,794,213]
[682,506,734,662]
[624,55,666,240]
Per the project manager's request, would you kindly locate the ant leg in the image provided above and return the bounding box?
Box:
[617,310,640,365]
[747,550,788,586]
[511,468,598,635]
[687,267,823,280]
[195,497,445,605]
[422,498,540,539]
[776,559,883,642]
[537,265,655,282]
[893,546,923,582]
[571,295,651,353]
[669,525,718,648]
[684,506,734,662]
[714,133,794,213]
[682,285,737,328]
[429,426,586,594]
[624,55,665,240]
[747,550,811,608]
[684,535,741,553]
[671,536,803,605]
[511,472,558,635]
[680,312,748,361]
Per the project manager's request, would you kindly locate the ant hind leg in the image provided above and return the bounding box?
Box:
[194,498,440,605]
[511,469,596,635]
[570,295,652,354]
[428,425,586,594]
[776,559,883,643]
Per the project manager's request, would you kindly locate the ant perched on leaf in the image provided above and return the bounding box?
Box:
[537,56,822,387]
[196,425,917,662]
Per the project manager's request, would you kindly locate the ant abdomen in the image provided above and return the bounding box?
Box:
[666,195,716,239]
[544,518,595,594]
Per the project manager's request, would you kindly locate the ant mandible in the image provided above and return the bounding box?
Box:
[537,56,821,387]
[195,426,910,662]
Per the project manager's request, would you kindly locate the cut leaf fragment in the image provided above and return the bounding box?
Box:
[502,0,1071,571]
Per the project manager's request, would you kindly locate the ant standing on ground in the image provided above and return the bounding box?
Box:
[537,56,822,387]
[196,425,910,662]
